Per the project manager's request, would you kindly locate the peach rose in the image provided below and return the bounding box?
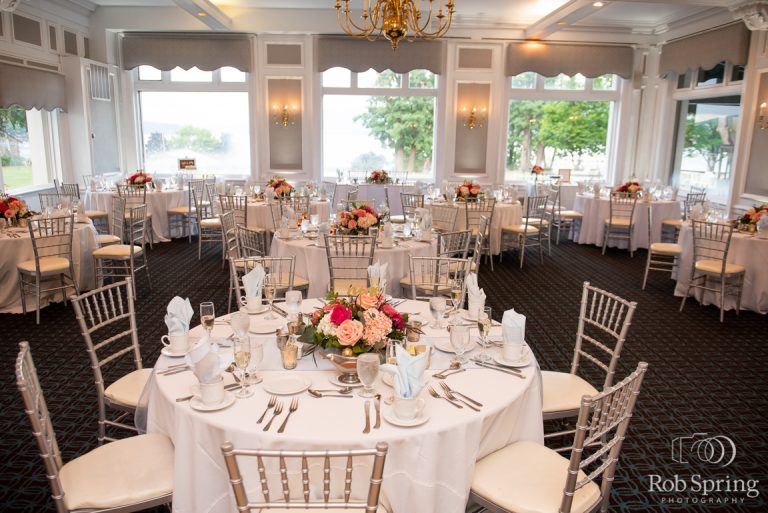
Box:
[336,319,364,346]
[348,219,357,229]
[357,292,380,310]
[460,186,469,196]
[470,187,480,195]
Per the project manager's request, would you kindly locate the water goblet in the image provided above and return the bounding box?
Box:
[246,336,264,385]
[429,297,447,329]
[230,310,250,339]
[233,337,254,398]
[263,275,277,320]
[200,302,215,336]
[449,324,471,365]
[310,214,320,227]
[403,222,412,238]
[285,290,303,317]
[357,353,380,398]
[476,306,492,362]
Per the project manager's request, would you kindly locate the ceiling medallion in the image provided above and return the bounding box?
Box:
[732,1,768,30]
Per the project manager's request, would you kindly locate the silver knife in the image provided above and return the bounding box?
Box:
[272,303,288,316]
[363,400,371,434]
[475,361,525,378]
[374,395,381,429]
[471,358,523,373]
[176,383,240,402]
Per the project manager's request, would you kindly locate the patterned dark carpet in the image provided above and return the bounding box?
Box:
[1,238,766,512]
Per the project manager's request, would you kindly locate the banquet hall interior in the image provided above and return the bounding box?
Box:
[1,0,767,512]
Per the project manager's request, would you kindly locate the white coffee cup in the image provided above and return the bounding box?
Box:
[241,295,262,312]
[199,376,225,405]
[161,334,189,354]
[393,396,425,421]
[503,342,528,363]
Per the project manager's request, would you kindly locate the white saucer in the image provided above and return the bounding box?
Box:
[383,409,430,427]
[493,352,531,368]
[160,346,187,358]
[244,305,269,315]
[263,375,311,395]
[249,318,285,334]
[328,375,364,388]
[431,338,456,353]
[461,310,478,322]
[189,391,236,412]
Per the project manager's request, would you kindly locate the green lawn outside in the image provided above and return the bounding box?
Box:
[2,165,33,190]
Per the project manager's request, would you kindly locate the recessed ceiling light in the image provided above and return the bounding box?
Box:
[557,21,568,25]
[197,12,207,17]
[593,1,604,7]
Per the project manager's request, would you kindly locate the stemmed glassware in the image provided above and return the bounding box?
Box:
[246,337,264,385]
[448,279,463,317]
[233,337,254,398]
[449,324,471,365]
[356,353,380,398]
[229,310,250,339]
[263,275,277,320]
[476,306,492,362]
[200,302,215,337]
[429,297,447,329]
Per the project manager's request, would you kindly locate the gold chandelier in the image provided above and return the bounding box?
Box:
[335,0,456,50]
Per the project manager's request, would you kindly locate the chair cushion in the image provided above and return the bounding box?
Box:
[662,218,683,228]
[542,371,599,414]
[471,440,601,513]
[502,224,539,234]
[200,218,222,228]
[694,259,746,275]
[97,234,122,245]
[104,368,152,408]
[59,433,174,511]
[93,244,143,259]
[399,275,451,292]
[650,242,682,256]
[558,210,583,219]
[85,210,108,218]
[604,217,633,227]
[331,279,369,294]
[167,206,193,214]
[17,256,72,274]
[522,217,549,226]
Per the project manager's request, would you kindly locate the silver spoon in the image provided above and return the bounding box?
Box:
[308,389,354,398]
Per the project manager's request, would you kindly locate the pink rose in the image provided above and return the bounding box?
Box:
[330,304,351,325]
[348,220,357,229]
[380,303,404,330]
[311,310,323,325]
[336,319,364,346]
[357,292,379,310]
[323,303,335,313]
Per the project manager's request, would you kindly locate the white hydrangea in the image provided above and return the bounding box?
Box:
[317,315,337,337]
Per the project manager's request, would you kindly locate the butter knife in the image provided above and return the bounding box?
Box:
[475,361,525,379]
[176,383,240,402]
[374,395,381,429]
[363,400,371,434]
[471,358,523,373]
[272,303,288,316]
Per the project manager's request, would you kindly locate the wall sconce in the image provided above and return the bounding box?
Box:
[760,102,767,130]
[272,104,298,127]
[462,106,486,130]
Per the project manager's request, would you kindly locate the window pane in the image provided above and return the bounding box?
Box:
[170,66,213,82]
[139,91,249,175]
[592,74,616,91]
[731,64,745,82]
[323,67,351,88]
[138,65,162,81]
[358,69,401,88]
[323,94,434,181]
[511,72,535,89]
[673,96,740,204]
[1,107,52,191]
[696,62,725,87]
[543,73,586,90]
[220,66,246,82]
[505,99,610,182]
[677,71,692,90]
[408,70,436,89]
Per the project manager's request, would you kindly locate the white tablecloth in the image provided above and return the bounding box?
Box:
[0,221,98,313]
[572,194,681,250]
[428,201,522,255]
[83,189,188,242]
[246,200,330,230]
[674,225,768,314]
[270,235,435,298]
[146,298,543,513]
[527,183,579,210]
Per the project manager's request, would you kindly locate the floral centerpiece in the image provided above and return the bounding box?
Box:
[366,169,392,184]
[127,170,152,186]
[0,195,35,224]
[455,180,481,201]
[531,165,544,176]
[336,204,380,235]
[738,204,768,229]
[615,181,641,197]
[267,176,294,198]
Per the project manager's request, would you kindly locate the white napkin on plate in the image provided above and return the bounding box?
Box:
[164,296,193,336]
[242,264,266,297]
[502,309,526,346]
[420,211,432,232]
[465,272,486,314]
[184,333,223,384]
[381,345,427,398]
[368,261,389,291]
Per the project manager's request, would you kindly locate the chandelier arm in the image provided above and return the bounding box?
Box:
[408,0,453,38]
[338,0,377,36]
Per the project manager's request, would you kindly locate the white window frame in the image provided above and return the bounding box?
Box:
[0,108,62,194]
[675,61,744,93]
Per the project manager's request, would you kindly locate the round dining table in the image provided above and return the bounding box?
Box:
[427,200,522,255]
[144,298,543,513]
[0,218,98,313]
[269,233,436,298]
[83,188,188,242]
[333,183,413,216]
[674,224,768,314]
[571,193,682,250]
[246,199,330,231]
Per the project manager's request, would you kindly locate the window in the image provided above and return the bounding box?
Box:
[505,73,619,182]
[0,106,59,192]
[676,61,744,91]
[671,96,740,205]
[321,68,437,181]
[170,66,212,82]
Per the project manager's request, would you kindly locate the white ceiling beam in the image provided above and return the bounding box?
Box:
[524,0,599,40]
[171,0,232,30]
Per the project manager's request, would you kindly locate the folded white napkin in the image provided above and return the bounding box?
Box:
[184,333,223,384]
[592,183,601,196]
[367,261,389,291]
[383,222,394,239]
[164,296,193,336]
[380,345,427,398]
[420,211,432,231]
[502,309,526,346]
[465,272,486,313]
[242,264,266,297]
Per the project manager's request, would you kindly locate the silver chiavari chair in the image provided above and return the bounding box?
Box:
[191,182,223,260]
[229,256,307,310]
[404,256,471,302]
[323,233,376,295]
[347,186,359,201]
[390,192,424,223]
[398,231,470,295]
[602,193,637,256]
[281,195,311,219]
[642,207,681,290]
[430,203,459,233]
[500,194,548,268]
[680,220,745,322]
[81,173,93,189]
[662,191,707,242]
[219,193,249,227]
[59,183,81,199]
[17,213,78,324]
[15,341,175,513]
[95,195,124,247]
[321,180,337,204]
[167,185,196,242]
[117,183,154,249]
[464,198,496,270]
[92,204,151,296]
[220,441,388,512]
[542,282,637,437]
[469,362,648,513]
[341,198,375,211]
[38,192,74,212]
[238,224,268,257]
[220,210,240,264]
[470,215,489,274]
[548,183,583,245]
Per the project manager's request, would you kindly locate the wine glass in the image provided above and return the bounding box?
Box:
[448,279,463,316]
[233,337,253,398]
[476,306,492,363]
[263,275,277,320]
[285,290,302,317]
[310,214,320,227]
[230,310,250,339]
[246,336,264,385]
[200,302,215,336]
[403,221,412,238]
[449,324,471,365]
[357,353,380,398]
[429,297,447,329]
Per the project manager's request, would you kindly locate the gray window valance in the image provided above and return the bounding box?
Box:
[505,42,634,79]
[659,23,750,77]
[315,37,444,74]
[0,62,66,111]
[121,32,253,72]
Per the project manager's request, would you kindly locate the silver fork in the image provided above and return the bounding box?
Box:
[263,401,284,431]
[427,386,463,409]
[438,382,481,411]
[440,381,483,408]
[257,396,277,424]
[277,398,299,433]
[433,368,466,379]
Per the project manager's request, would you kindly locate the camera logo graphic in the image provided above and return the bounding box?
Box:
[671,433,736,467]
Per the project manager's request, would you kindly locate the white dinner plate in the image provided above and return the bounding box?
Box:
[461,310,478,322]
[263,375,312,395]
[493,352,532,368]
[328,375,364,388]
[248,318,285,334]
[431,338,455,354]
[383,409,430,427]
[189,391,236,412]
[160,346,187,358]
